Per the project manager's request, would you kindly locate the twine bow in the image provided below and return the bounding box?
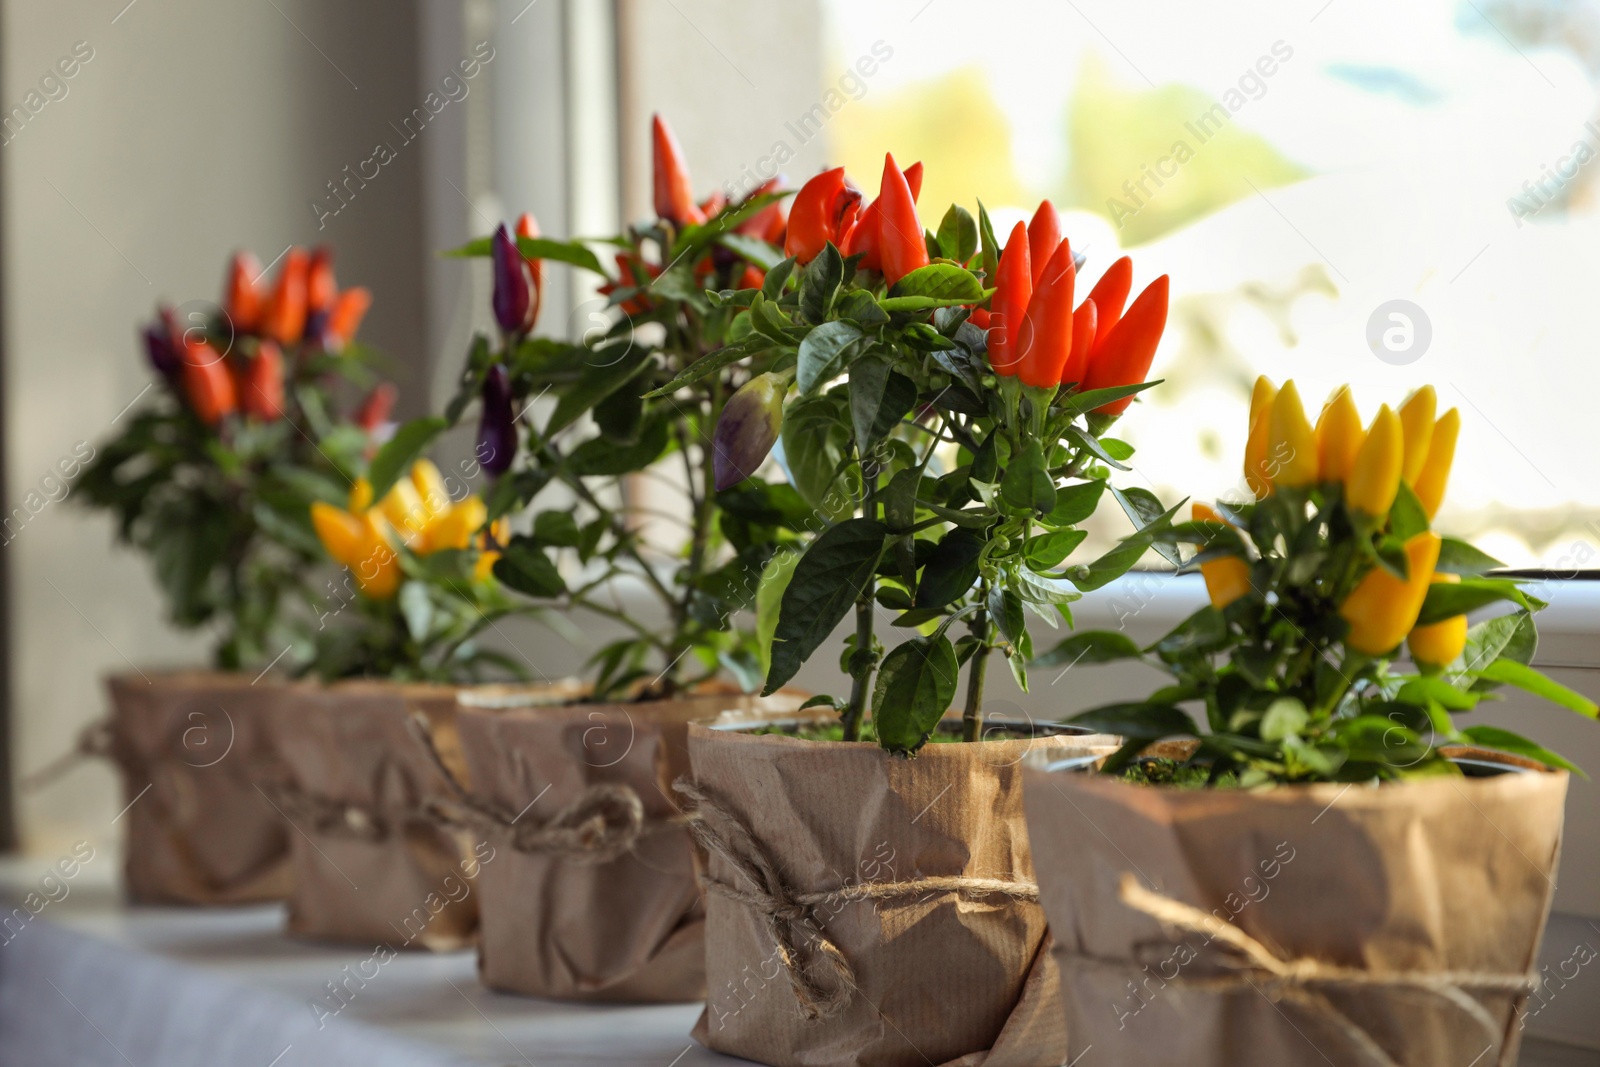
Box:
[407,712,648,864]
[1076,873,1537,1067]
[672,777,1042,1021]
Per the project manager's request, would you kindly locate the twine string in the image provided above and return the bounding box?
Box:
[672,777,1040,1021]
[1066,873,1538,1067]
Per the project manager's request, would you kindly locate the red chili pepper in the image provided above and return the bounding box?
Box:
[261,247,310,345]
[699,189,727,219]
[1080,275,1169,414]
[1016,239,1075,389]
[876,154,928,287]
[986,222,1031,378]
[224,252,263,335]
[598,253,661,315]
[1027,201,1062,286]
[783,167,861,265]
[354,382,398,433]
[180,341,237,425]
[845,161,922,272]
[738,263,765,290]
[240,341,286,420]
[1061,298,1097,388]
[967,307,991,329]
[735,178,788,244]
[326,287,371,350]
[651,114,705,228]
[1084,256,1133,349]
[515,212,545,331]
[307,247,337,314]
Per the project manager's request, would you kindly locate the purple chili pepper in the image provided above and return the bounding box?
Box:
[477,364,517,476]
[491,223,531,336]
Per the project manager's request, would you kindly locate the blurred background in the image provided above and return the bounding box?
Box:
[6,0,1600,979]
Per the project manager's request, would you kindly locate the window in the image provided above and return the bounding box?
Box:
[818,0,1600,569]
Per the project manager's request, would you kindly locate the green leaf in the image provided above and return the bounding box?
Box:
[1066,537,1151,592]
[976,200,1001,283]
[797,320,865,395]
[755,548,800,684]
[781,395,848,514]
[764,519,887,693]
[762,257,798,300]
[398,581,434,642]
[882,467,921,533]
[533,510,582,547]
[546,345,655,434]
[889,262,984,302]
[1001,440,1055,515]
[873,636,959,754]
[1260,698,1308,742]
[914,529,983,610]
[1042,481,1106,528]
[1475,660,1598,718]
[1415,577,1535,626]
[1388,482,1430,541]
[367,417,448,500]
[1068,702,1197,741]
[1460,611,1537,685]
[718,233,784,271]
[1024,529,1088,570]
[1064,425,1132,471]
[936,205,979,264]
[566,412,670,476]
[1034,630,1142,668]
[850,358,918,451]
[800,242,844,324]
[445,234,606,275]
[493,537,566,598]
[836,289,890,326]
[643,342,758,399]
[1059,380,1161,418]
[1459,725,1586,776]
[1436,538,1506,576]
[988,584,1027,649]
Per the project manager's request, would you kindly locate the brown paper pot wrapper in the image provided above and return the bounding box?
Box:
[105,672,293,905]
[454,689,811,1003]
[1022,754,1569,1067]
[267,680,500,951]
[681,726,1088,1067]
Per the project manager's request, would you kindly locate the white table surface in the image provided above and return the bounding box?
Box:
[2,854,1594,1067]
[0,852,747,1067]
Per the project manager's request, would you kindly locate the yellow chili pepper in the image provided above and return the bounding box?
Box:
[1268,380,1318,488]
[311,501,366,566]
[311,501,400,599]
[350,513,402,598]
[1345,405,1403,517]
[410,458,453,525]
[1244,375,1277,498]
[1412,407,1459,520]
[1192,503,1252,610]
[1397,385,1436,485]
[424,495,488,554]
[1408,573,1466,670]
[474,517,511,581]
[347,477,374,513]
[1339,531,1440,655]
[1314,386,1363,484]
[378,477,428,547]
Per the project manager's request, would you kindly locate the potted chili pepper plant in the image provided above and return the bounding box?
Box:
[672,155,1175,1067]
[57,247,378,905]
[386,115,814,997]
[1023,378,1598,1067]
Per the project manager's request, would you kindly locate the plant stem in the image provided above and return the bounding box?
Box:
[841,458,879,742]
[962,581,992,742]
